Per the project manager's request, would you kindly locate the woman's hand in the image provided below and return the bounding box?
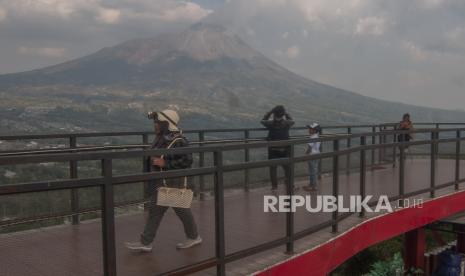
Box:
[152,157,166,168]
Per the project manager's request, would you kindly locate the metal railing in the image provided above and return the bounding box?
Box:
[1,124,465,275]
[0,123,401,225]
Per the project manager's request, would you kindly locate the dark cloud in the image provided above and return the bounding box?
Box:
[203,0,465,109]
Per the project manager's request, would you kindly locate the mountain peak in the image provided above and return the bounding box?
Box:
[97,22,260,65]
[189,22,227,32]
[177,22,259,61]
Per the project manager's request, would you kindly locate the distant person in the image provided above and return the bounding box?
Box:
[261,105,295,191]
[398,113,414,142]
[125,110,201,252]
[398,113,414,160]
[304,123,322,192]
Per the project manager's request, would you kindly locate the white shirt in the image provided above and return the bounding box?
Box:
[307,134,321,155]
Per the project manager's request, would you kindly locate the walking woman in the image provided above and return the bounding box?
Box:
[125,109,201,252]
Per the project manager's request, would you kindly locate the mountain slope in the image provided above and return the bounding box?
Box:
[0,23,464,135]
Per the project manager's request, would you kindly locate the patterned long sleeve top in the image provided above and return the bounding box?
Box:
[163,136,193,170]
[151,133,193,171]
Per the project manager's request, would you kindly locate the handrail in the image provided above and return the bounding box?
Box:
[3,121,465,141]
[4,135,463,196]
[0,124,464,276]
[0,122,382,158]
[0,134,323,157]
[5,121,456,160]
[0,123,398,141]
[0,127,463,165]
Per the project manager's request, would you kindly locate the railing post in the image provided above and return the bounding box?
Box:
[456,130,461,190]
[380,126,387,162]
[392,125,397,168]
[101,158,116,276]
[142,134,150,210]
[382,125,387,162]
[69,136,80,225]
[286,144,295,254]
[213,150,225,276]
[399,144,405,207]
[378,125,383,163]
[431,131,437,198]
[371,126,376,169]
[199,131,206,200]
[346,127,351,174]
[318,128,323,180]
[359,136,366,217]
[332,139,339,233]
[244,130,250,192]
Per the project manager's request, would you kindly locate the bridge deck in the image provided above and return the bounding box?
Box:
[0,159,463,276]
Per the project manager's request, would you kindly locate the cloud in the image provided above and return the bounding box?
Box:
[444,27,465,53]
[96,8,121,24]
[2,0,465,109]
[275,46,303,59]
[286,45,300,59]
[0,6,6,21]
[294,0,368,31]
[402,41,427,61]
[17,47,67,58]
[246,27,255,37]
[418,0,444,9]
[0,0,214,73]
[0,0,212,25]
[302,29,308,38]
[207,0,465,109]
[355,16,387,36]
[155,2,212,22]
[2,0,84,19]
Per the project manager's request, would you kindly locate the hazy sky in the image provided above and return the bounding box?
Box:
[0,0,464,110]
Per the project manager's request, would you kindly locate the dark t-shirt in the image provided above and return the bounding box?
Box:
[261,115,295,155]
[261,117,295,141]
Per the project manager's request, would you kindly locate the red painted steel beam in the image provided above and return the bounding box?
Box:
[256,190,465,276]
[404,228,425,272]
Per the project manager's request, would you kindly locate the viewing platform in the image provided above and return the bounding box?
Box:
[1,123,465,275]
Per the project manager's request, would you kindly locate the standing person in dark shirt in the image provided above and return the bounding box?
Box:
[261,105,295,191]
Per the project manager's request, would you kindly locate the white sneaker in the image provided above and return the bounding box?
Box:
[176,236,202,249]
[125,241,152,252]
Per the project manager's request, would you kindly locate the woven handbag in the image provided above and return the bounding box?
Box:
[156,138,193,208]
[157,178,193,208]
